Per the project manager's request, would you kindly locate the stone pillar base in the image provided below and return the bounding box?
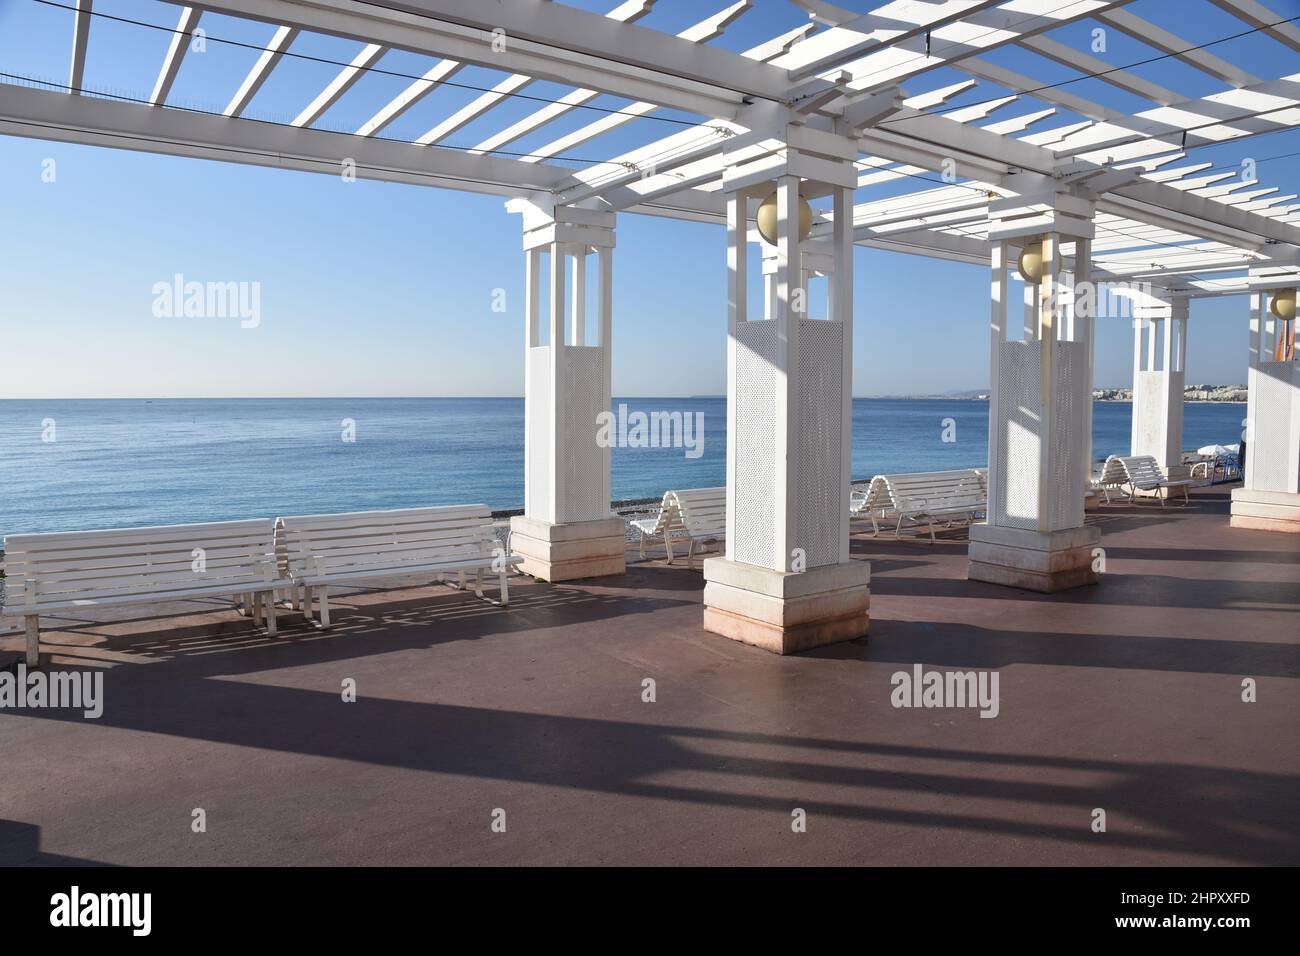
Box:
[702,557,870,655]
[1230,489,1300,533]
[1083,491,1100,512]
[968,523,1101,592]
[509,516,626,582]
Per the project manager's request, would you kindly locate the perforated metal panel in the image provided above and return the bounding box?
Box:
[990,340,1086,531]
[1047,342,1085,531]
[733,320,778,568]
[795,320,843,569]
[1167,369,1185,467]
[526,346,552,522]
[1133,369,1185,468]
[557,345,608,523]
[1133,371,1168,461]
[1249,363,1300,493]
[991,341,1041,530]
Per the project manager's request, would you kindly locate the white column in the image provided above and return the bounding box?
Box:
[1232,279,1300,532]
[1130,291,1187,477]
[507,203,625,580]
[972,188,1099,592]
[704,137,869,654]
[1074,239,1096,502]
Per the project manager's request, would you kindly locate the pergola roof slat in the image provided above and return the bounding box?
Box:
[225,25,300,119]
[466,0,751,157]
[149,6,202,107]
[68,0,93,96]
[291,42,387,128]
[1095,6,1262,87]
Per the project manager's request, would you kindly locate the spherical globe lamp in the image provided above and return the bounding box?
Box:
[1017,239,1045,284]
[756,189,813,246]
[1270,288,1296,322]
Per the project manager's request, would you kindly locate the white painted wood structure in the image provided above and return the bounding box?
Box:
[4,0,1300,646]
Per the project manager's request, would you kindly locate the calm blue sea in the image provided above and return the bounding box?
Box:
[0,398,1246,536]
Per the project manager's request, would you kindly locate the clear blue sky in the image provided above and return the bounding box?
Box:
[2,0,1298,398]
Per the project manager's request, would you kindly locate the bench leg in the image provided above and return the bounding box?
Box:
[318,585,331,630]
[264,592,278,637]
[639,528,646,559]
[24,615,39,667]
[302,586,314,621]
[457,570,466,590]
[665,531,674,565]
[292,586,303,612]
[474,567,484,598]
[499,567,509,606]
[251,591,262,624]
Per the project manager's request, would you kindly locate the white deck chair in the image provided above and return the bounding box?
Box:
[1118,455,1194,507]
[1094,456,1131,503]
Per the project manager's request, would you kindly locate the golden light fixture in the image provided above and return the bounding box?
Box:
[1017,239,1045,284]
[756,189,813,246]
[1269,288,1296,322]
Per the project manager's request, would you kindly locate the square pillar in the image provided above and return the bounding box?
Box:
[970,188,1099,592]
[703,132,869,654]
[1130,294,1189,479]
[1231,274,1300,532]
[505,201,625,579]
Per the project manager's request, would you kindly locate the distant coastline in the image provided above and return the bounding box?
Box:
[865,385,1248,403]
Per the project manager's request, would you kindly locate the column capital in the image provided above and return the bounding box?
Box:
[988,181,1095,242]
[505,197,616,251]
[1247,256,1300,292]
[719,128,859,198]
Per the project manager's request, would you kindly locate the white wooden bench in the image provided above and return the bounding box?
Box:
[1118,455,1193,507]
[2,519,280,665]
[876,469,987,543]
[630,486,725,566]
[276,504,521,628]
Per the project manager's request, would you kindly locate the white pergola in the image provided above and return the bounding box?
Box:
[3,0,1298,652]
